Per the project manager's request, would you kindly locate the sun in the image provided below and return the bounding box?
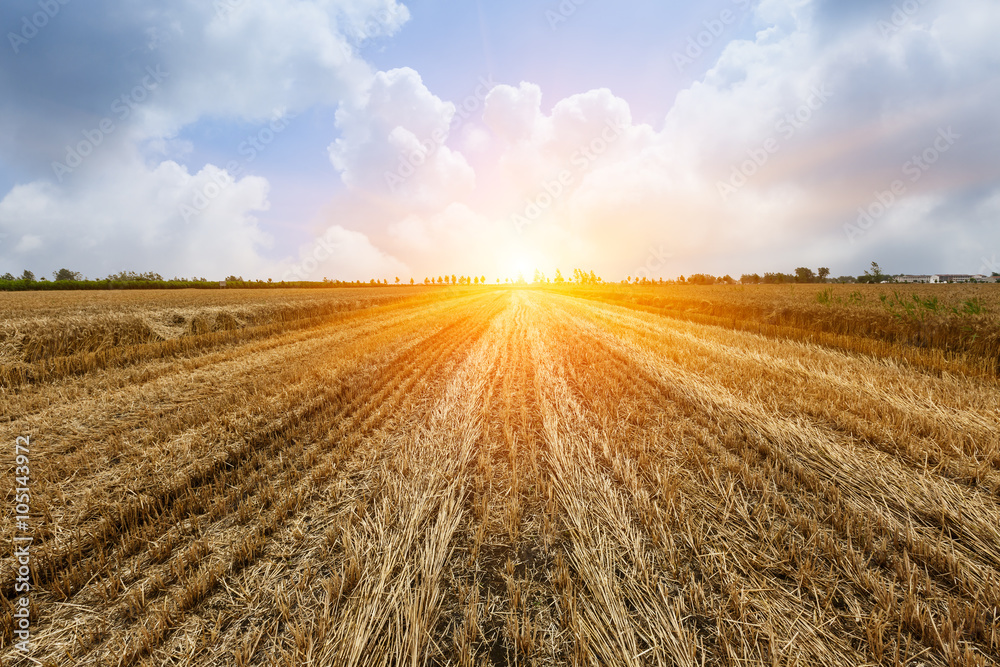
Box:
[503,249,546,281]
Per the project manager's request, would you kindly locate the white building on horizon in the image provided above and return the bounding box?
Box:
[928,274,998,283]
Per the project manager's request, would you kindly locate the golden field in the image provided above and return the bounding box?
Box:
[0,288,423,387]
[570,283,1000,376]
[2,285,999,666]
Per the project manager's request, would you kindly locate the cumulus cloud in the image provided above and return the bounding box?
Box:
[385,204,503,274]
[466,0,1000,276]
[482,83,543,144]
[157,0,401,132]
[647,0,1000,272]
[328,67,476,210]
[2,0,409,148]
[0,155,271,278]
[309,0,1000,280]
[280,224,409,282]
[0,0,410,278]
[313,80,660,279]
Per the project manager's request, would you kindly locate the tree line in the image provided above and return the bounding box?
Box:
[5,262,976,291]
[0,270,425,291]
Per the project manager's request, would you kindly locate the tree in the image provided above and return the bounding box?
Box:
[817,267,831,282]
[553,269,564,284]
[740,273,761,284]
[451,274,457,285]
[21,270,35,282]
[1,272,14,281]
[410,278,414,285]
[53,268,83,281]
[395,276,400,284]
[481,276,486,284]
[795,267,816,283]
[863,261,885,283]
[107,270,163,281]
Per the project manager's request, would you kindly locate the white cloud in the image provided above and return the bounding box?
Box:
[482,83,543,144]
[0,157,271,278]
[463,0,1000,276]
[385,204,499,273]
[142,0,411,134]
[328,67,476,209]
[0,0,411,279]
[279,224,409,281]
[271,0,1000,278]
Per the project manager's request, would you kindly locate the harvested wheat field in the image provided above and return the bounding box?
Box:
[2,286,1000,666]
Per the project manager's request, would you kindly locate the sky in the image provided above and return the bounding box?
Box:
[1,0,999,282]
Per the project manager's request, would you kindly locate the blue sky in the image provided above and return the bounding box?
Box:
[1,0,999,280]
[363,0,757,124]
